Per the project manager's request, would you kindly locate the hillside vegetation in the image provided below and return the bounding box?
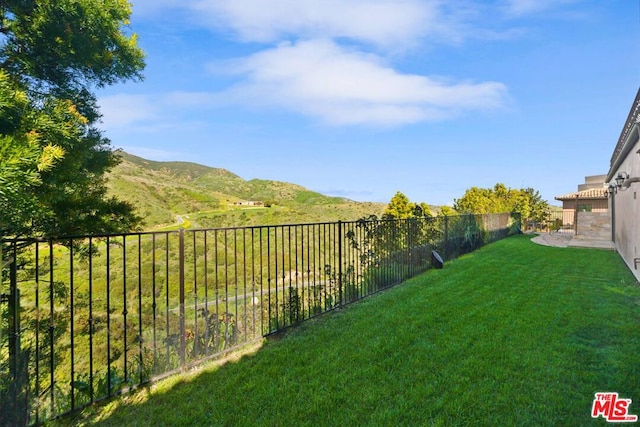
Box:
[106,152,386,229]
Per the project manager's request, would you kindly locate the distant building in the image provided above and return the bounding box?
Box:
[555,175,609,239]
[232,200,265,207]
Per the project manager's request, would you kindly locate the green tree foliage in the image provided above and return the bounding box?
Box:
[383,191,432,219]
[519,187,549,223]
[439,205,456,216]
[453,183,549,222]
[379,192,435,262]
[0,0,145,237]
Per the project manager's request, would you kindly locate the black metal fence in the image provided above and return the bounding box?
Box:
[0,213,519,425]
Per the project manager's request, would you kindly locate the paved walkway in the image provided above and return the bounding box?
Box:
[530,232,615,250]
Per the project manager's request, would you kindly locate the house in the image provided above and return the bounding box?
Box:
[607,88,640,280]
[232,200,265,207]
[554,175,609,239]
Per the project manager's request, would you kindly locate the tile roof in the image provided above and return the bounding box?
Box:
[555,188,608,201]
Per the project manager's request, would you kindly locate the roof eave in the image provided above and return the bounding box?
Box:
[608,87,640,182]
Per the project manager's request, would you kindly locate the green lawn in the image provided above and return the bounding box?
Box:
[61,234,640,426]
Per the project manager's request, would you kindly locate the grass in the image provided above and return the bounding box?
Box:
[57,235,640,426]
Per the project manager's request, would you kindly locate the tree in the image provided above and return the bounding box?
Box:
[453,183,549,222]
[0,0,145,237]
[383,192,432,219]
[383,191,413,219]
[1,71,69,236]
[452,187,494,214]
[520,188,549,223]
[413,202,433,218]
[439,205,455,216]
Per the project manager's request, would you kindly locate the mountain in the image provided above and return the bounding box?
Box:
[106,151,386,229]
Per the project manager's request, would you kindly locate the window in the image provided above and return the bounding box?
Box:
[577,204,592,212]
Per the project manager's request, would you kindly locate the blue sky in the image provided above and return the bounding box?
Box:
[98,0,640,207]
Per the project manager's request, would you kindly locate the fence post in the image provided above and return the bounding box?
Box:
[179,228,186,370]
[404,219,410,280]
[337,221,343,306]
[574,194,579,235]
[443,215,449,259]
[11,265,27,427]
[2,242,27,427]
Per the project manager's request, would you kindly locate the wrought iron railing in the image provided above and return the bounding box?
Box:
[0,213,519,425]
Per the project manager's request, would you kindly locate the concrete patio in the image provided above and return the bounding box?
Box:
[530,232,615,250]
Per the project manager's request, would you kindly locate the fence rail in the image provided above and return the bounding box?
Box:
[0,213,519,425]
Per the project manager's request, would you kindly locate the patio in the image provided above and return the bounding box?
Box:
[531,232,615,249]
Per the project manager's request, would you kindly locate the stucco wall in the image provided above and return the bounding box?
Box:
[610,127,640,281]
[562,199,608,212]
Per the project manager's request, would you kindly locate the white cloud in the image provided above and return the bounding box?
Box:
[502,0,582,17]
[98,48,508,130]
[123,1,518,129]
[186,0,452,49]
[99,94,160,128]
[132,1,584,45]
[219,40,507,126]
[98,92,219,132]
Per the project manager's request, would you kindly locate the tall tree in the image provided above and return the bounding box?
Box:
[452,186,494,214]
[383,191,414,219]
[383,191,432,219]
[0,0,145,237]
[453,183,549,222]
[439,205,456,216]
[520,187,549,223]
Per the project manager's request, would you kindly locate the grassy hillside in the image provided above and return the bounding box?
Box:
[106,151,386,229]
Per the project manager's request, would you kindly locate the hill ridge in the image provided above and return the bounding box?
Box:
[107,151,386,229]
